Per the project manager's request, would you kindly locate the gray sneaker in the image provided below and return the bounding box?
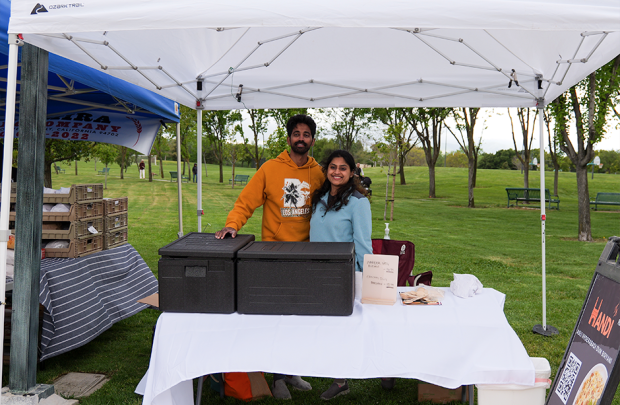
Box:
[283,375,312,391]
[320,381,350,400]
[272,379,292,400]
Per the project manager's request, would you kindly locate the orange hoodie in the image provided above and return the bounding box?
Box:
[225,150,324,242]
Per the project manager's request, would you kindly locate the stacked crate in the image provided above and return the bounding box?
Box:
[7,183,105,258]
[103,197,128,249]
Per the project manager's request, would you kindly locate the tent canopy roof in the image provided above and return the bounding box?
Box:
[2,0,180,122]
[8,0,620,110]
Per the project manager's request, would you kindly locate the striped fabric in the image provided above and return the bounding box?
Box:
[39,244,158,361]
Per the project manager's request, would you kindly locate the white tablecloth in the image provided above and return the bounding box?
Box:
[137,274,534,405]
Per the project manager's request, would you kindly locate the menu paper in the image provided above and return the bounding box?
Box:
[361,254,399,305]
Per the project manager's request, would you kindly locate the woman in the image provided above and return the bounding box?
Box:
[309,150,372,400]
[139,159,146,179]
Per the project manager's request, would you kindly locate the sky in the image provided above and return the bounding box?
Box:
[238,107,620,157]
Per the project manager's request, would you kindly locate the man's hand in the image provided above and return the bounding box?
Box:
[215,227,237,239]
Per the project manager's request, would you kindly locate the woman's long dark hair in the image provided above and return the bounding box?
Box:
[311,150,369,214]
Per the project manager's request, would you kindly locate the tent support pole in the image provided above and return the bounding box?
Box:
[177,123,183,238]
[533,100,558,337]
[197,109,202,232]
[9,44,52,394]
[0,34,20,392]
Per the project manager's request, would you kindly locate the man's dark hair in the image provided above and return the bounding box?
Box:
[286,115,317,138]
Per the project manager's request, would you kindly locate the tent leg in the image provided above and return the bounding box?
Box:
[197,110,202,232]
[0,34,21,391]
[177,123,183,238]
[9,44,50,393]
[533,101,558,337]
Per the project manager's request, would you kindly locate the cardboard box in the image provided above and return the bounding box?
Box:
[418,383,469,404]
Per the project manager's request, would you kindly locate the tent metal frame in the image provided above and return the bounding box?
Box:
[31,28,610,108]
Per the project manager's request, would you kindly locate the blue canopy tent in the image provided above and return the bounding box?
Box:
[0,0,182,389]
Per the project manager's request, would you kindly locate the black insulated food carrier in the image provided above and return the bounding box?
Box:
[158,232,254,313]
[236,241,355,316]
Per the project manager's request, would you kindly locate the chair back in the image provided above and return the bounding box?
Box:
[371,239,416,286]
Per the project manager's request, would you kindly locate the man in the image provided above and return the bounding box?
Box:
[215,114,324,399]
[215,114,324,243]
[192,163,198,183]
[354,162,364,178]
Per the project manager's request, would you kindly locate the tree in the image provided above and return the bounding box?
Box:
[549,54,620,241]
[446,151,468,167]
[178,106,197,176]
[43,139,92,188]
[312,137,339,165]
[406,108,450,198]
[508,108,538,188]
[151,127,169,177]
[477,149,517,170]
[406,147,426,166]
[323,108,372,151]
[92,143,117,189]
[543,110,563,196]
[203,110,242,183]
[372,108,418,185]
[245,109,269,170]
[447,108,481,207]
[597,149,620,173]
[114,146,138,179]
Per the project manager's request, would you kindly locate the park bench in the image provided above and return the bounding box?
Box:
[98,167,110,175]
[229,174,250,185]
[506,188,560,209]
[53,164,65,174]
[589,192,620,210]
[170,171,189,183]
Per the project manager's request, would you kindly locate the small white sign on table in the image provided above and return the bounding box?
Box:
[361,254,399,305]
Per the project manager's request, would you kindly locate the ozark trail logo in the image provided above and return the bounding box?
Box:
[31,3,48,14]
[32,2,85,13]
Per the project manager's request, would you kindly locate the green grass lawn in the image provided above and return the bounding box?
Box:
[8,160,620,404]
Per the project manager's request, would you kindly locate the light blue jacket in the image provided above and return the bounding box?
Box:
[309,190,373,272]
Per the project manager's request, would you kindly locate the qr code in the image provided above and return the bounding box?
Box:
[555,352,582,404]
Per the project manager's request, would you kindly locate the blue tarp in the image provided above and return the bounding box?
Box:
[0,0,179,123]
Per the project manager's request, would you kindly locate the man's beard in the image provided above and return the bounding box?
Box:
[290,140,311,155]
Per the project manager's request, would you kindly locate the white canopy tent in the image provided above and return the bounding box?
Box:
[4,0,620,338]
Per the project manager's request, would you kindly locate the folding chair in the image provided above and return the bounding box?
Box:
[371,239,431,286]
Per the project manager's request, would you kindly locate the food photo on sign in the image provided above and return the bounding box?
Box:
[546,238,620,405]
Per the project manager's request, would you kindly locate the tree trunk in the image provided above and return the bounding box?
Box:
[468,158,475,208]
[390,159,397,221]
[575,165,592,241]
[148,154,152,182]
[399,153,406,185]
[219,161,223,183]
[44,162,52,188]
[74,159,78,175]
[231,156,236,189]
[554,169,559,197]
[428,165,436,198]
[119,146,126,179]
[159,157,164,178]
[523,165,529,188]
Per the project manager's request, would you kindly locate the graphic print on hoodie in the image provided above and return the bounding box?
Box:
[281,179,311,217]
[224,151,324,242]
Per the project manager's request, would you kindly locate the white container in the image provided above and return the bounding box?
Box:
[477,357,551,405]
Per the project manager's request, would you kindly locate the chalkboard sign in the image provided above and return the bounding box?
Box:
[546,237,620,405]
